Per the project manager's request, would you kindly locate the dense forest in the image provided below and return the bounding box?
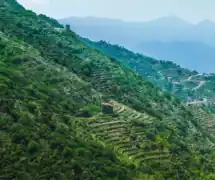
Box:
[1,0,215,179]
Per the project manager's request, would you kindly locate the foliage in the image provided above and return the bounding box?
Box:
[0,0,215,179]
[84,39,215,113]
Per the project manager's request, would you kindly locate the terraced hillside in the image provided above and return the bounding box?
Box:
[84,40,215,113]
[1,0,215,179]
[87,101,170,166]
[191,107,215,140]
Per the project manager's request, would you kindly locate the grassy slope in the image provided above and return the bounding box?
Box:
[1,0,215,179]
[85,40,215,113]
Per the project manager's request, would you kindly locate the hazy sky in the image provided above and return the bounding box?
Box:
[17,0,215,23]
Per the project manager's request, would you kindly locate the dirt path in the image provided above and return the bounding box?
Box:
[192,81,205,91]
[187,98,207,105]
[187,74,201,81]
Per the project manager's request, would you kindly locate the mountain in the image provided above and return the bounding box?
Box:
[59,16,215,73]
[133,41,215,73]
[84,39,215,113]
[173,20,215,47]
[1,0,215,179]
[146,16,191,29]
[59,16,191,44]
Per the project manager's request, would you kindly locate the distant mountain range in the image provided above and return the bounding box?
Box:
[59,16,215,73]
[134,41,215,73]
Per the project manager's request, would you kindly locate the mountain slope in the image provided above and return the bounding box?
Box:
[173,20,215,47]
[84,40,215,113]
[133,41,215,73]
[1,1,215,179]
[0,34,138,180]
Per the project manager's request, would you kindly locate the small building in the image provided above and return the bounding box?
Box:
[102,103,114,114]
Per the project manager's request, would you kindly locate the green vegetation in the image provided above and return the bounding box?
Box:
[1,0,215,179]
[84,40,215,113]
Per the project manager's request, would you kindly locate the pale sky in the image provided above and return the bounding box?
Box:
[17,0,215,23]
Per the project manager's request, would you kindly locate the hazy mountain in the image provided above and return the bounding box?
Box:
[146,16,191,29]
[59,16,215,72]
[59,16,191,43]
[133,41,215,73]
[173,20,215,47]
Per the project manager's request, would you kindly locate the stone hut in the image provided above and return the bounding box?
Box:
[102,103,114,114]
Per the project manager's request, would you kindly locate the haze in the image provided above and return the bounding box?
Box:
[18,0,215,23]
